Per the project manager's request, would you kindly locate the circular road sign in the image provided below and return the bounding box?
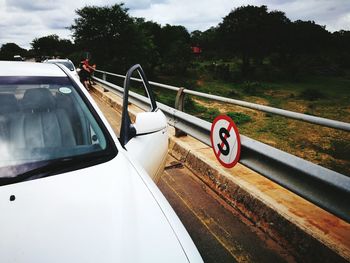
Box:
[210,115,241,168]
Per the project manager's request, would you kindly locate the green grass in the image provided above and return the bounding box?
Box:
[158,73,350,121]
[133,67,350,175]
[260,76,350,97]
[257,116,291,140]
[226,112,252,125]
[199,108,220,122]
[183,97,220,122]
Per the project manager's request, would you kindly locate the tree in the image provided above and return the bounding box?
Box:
[218,5,290,75]
[136,20,192,74]
[71,4,157,73]
[194,27,220,59]
[289,20,330,55]
[264,10,291,57]
[135,19,162,72]
[0,43,28,60]
[31,34,74,58]
[190,30,202,46]
[332,30,350,68]
[31,35,59,57]
[157,25,191,74]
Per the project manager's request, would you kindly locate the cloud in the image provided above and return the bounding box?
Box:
[255,0,350,31]
[0,0,349,49]
[124,0,168,10]
[130,0,239,31]
[6,0,59,11]
[129,0,350,32]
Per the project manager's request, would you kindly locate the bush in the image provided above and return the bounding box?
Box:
[204,62,243,81]
[154,90,175,107]
[215,64,231,81]
[226,112,252,125]
[201,108,220,122]
[241,81,262,96]
[183,97,220,122]
[228,89,241,98]
[329,140,350,161]
[184,96,206,113]
[299,89,326,101]
[157,94,175,106]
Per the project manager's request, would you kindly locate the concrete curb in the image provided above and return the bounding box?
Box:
[90,84,349,262]
[168,138,348,263]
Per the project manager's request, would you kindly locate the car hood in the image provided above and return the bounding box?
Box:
[0,154,189,263]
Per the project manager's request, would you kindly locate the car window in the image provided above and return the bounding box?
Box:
[0,76,117,184]
[59,61,75,71]
[45,61,75,71]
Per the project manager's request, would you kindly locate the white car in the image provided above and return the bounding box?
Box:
[43,58,79,79]
[0,61,203,262]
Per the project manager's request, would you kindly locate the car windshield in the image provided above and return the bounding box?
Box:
[0,76,116,184]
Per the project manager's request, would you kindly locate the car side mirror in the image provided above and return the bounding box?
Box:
[119,64,158,147]
[134,111,167,135]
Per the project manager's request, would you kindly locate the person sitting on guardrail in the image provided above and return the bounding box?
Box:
[78,58,91,91]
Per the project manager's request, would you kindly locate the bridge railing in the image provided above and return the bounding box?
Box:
[92,69,350,223]
[94,69,350,132]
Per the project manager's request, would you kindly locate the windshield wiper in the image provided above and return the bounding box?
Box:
[0,158,73,186]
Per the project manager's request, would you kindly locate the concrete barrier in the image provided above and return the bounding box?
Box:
[91,83,350,262]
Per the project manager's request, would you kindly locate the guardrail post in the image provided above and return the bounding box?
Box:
[175,87,187,137]
[101,72,109,92]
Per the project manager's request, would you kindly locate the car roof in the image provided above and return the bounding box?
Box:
[0,61,66,77]
[45,59,72,63]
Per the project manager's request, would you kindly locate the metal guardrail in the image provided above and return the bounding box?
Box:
[93,75,350,223]
[94,69,350,132]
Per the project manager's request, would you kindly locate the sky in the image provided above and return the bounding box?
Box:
[0,0,349,49]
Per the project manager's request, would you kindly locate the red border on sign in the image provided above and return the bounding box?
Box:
[210,115,241,168]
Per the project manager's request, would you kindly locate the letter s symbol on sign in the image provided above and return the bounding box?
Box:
[217,127,230,156]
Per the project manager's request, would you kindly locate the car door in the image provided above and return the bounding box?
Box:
[119,64,168,182]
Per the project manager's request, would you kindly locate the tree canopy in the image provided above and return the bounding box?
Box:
[31,34,74,59]
[192,5,350,79]
[70,4,191,74]
[217,5,291,74]
[0,43,28,60]
[71,4,159,72]
[2,3,350,80]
